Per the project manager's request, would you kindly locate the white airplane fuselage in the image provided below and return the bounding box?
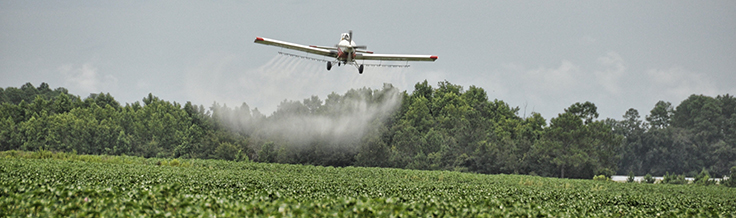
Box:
[336,39,357,63]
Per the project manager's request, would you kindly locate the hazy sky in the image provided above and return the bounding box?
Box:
[2,1,735,120]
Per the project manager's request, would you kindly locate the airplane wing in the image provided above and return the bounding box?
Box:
[355,53,438,62]
[254,37,336,57]
[308,45,338,50]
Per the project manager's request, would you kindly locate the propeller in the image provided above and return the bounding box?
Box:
[349,30,367,50]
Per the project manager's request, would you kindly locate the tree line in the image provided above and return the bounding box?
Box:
[1,82,734,179]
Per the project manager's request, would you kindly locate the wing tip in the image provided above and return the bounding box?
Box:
[430,55,438,60]
[254,37,264,42]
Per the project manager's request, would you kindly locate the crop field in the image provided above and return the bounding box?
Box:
[1,151,735,217]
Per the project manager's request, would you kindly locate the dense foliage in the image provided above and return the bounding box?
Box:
[1,82,735,179]
[611,95,736,177]
[1,151,734,217]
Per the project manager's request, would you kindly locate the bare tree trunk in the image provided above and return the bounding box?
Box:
[561,165,565,178]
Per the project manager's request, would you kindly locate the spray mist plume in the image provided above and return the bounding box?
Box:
[211,83,403,159]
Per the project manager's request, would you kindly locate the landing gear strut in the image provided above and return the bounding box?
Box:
[326,62,332,71]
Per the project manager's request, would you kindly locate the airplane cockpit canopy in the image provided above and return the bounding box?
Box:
[341,33,350,41]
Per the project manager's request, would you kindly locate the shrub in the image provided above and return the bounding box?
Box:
[626,171,635,183]
[643,174,656,184]
[29,148,54,159]
[595,168,614,179]
[1,150,20,158]
[694,168,714,186]
[662,172,673,184]
[235,149,250,162]
[723,166,736,188]
[593,175,609,181]
[214,142,239,161]
[663,172,687,185]
[170,159,180,166]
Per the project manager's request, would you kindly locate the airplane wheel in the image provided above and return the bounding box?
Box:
[358,65,364,74]
[327,62,332,71]
[338,62,341,66]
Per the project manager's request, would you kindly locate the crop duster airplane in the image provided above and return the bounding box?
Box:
[254,30,437,74]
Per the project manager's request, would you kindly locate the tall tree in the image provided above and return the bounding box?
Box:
[613,109,648,174]
[534,102,620,178]
[564,101,598,124]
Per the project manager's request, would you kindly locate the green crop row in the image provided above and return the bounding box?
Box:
[1,155,735,217]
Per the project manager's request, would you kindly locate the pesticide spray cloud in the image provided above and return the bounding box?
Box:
[260,86,401,147]
[186,52,407,155]
[213,84,402,156]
